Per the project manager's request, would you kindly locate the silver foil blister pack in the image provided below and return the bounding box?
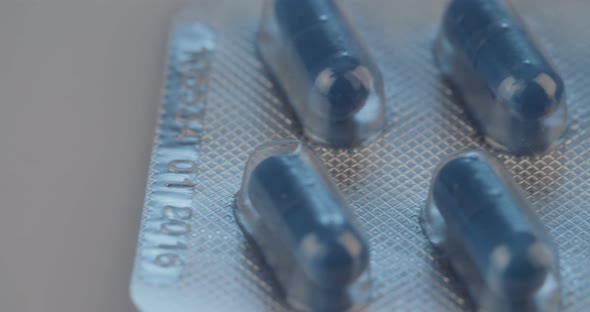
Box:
[130,0,590,311]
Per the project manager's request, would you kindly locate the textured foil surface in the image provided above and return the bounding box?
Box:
[130,1,590,311]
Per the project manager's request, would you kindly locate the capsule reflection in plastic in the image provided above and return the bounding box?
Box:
[420,150,560,312]
[235,140,371,311]
[257,0,386,148]
[435,0,568,155]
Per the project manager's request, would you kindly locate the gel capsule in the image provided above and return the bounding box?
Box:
[435,0,568,155]
[420,150,560,312]
[235,140,371,311]
[257,0,385,148]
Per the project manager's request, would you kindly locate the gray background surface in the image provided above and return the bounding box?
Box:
[0,1,188,311]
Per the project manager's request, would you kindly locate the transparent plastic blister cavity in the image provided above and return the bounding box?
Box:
[434,0,568,155]
[130,0,590,311]
[420,150,560,312]
[257,0,385,148]
[235,140,371,312]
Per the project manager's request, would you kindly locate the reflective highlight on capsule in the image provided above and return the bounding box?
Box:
[420,150,560,312]
[435,0,568,155]
[235,140,371,311]
[257,0,386,147]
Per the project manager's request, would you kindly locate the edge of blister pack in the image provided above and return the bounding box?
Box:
[129,6,216,311]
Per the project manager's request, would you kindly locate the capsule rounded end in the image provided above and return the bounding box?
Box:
[490,233,554,298]
[299,229,370,288]
[305,58,386,148]
[499,71,565,120]
[313,57,374,119]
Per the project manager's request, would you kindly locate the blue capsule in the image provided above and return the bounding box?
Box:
[435,0,568,155]
[235,140,371,311]
[257,0,385,147]
[420,150,560,312]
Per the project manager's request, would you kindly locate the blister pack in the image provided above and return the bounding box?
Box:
[130,0,590,311]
